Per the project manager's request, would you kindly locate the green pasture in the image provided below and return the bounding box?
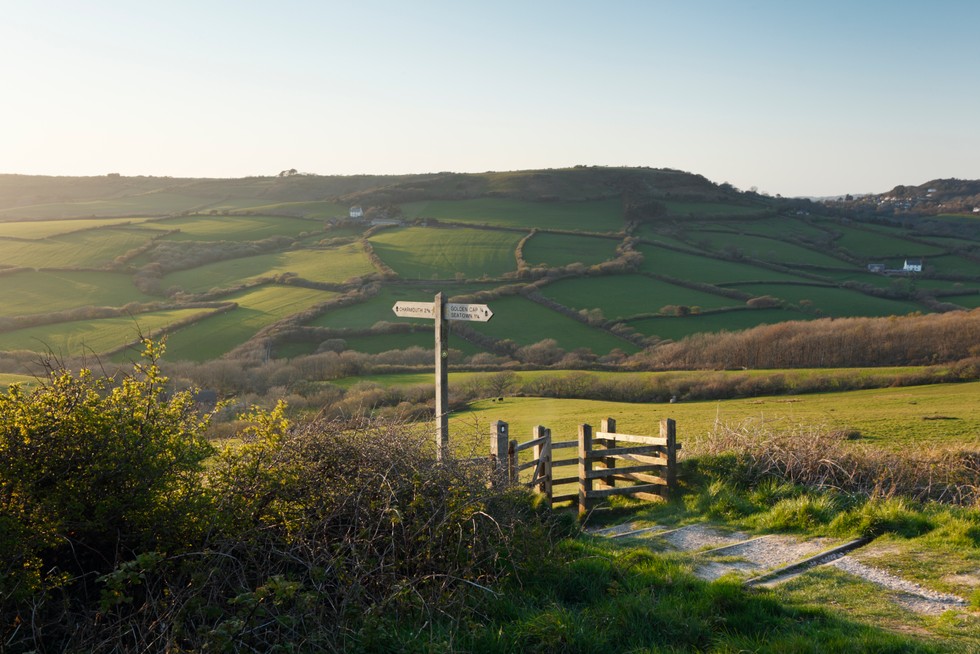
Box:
[162,243,375,293]
[368,226,521,279]
[739,216,836,241]
[465,295,639,353]
[538,274,738,319]
[0,191,210,220]
[730,282,925,316]
[922,253,980,276]
[693,231,852,267]
[145,214,323,242]
[633,225,696,249]
[627,307,812,340]
[0,269,150,316]
[0,308,213,356]
[663,200,768,217]
[522,232,618,267]
[222,201,348,220]
[0,217,155,239]
[950,294,980,309]
[0,228,154,268]
[400,198,624,232]
[448,381,980,456]
[831,224,946,257]
[308,284,495,330]
[0,373,36,390]
[638,243,814,284]
[160,286,337,361]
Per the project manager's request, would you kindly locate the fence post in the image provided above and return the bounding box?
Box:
[662,417,677,500]
[598,417,616,491]
[532,425,547,498]
[543,428,553,508]
[491,420,509,488]
[578,423,593,519]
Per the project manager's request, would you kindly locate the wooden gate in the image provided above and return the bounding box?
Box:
[490,417,681,518]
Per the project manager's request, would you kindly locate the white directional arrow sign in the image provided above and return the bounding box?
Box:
[392,301,493,322]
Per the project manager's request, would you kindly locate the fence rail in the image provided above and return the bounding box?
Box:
[490,417,681,518]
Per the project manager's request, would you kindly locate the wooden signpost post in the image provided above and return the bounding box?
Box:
[392,292,493,460]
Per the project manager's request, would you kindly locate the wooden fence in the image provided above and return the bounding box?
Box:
[491,418,681,518]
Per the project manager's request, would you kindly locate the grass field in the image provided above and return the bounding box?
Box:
[730,282,925,316]
[522,232,618,267]
[831,224,947,258]
[663,200,769,217]
[694,231,853,267]
[401,198,625,232]
[920,253,980,276]
[145,214,324,242]
[0,228,155,268]
[638,243,818,284]
[219,201,349,220]
[307,284,496,330]
[739,215,836,240]
[627,307,814,339]
[0,191,211,220]
[0,308,214,356]
[0,217,154,239]
[538,274,739,319]
[162,243,375,293]
[0,269,150,316]
[369,226,522,279]
[465,295,640,353]
[0,373,38,389]
[448,381,980,456]
[160,286,336,361]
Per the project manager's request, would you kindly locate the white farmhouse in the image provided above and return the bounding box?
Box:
[349,205,364,219]
[903,258,923,273]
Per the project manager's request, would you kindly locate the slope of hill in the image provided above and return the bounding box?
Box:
[0,167,976,364]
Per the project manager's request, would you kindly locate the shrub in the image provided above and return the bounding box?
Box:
[0,340,214,600]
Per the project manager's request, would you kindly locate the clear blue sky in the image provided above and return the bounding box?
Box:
[2,0,978,197]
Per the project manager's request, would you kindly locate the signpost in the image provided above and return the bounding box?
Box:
[392,293,493,460]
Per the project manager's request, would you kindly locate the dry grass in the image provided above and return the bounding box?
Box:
[694,418,980,506]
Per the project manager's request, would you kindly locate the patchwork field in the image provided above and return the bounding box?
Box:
[694,231,851,267]
[145,214,325,242]
[160,286,336,361]
[522,232,619,267]
[465,295,639,353]
[0,308,215,356]
[638,243,815,283]
[0,228,155,268]
[538,274,739,319]
[369,226,522,279]
[401,198,624,232]
[0,217,153,239]
[662,200,769,217]
[162,243,375,293]
[0,269,150,316]
[729,282,924,315]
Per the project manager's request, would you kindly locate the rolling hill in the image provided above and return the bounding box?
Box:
[0,167,977,363]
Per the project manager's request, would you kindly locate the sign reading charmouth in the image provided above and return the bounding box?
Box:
[391,295,494,461]
[392,301,493,322]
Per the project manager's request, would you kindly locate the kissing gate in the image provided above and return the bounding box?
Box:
[490,417,681,518]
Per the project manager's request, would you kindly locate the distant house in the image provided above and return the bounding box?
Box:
[867,263,886,273]
[903,259,923,273]
[349,206,364,219]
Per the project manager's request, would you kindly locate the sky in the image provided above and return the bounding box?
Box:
[2,0,978,197]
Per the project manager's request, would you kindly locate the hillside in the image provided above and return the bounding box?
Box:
[0,167,976,368]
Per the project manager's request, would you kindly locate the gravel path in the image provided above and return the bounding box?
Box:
[829,556,969,615]
[594,522,970,615]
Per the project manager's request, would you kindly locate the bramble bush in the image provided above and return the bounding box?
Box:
[1,341,566,652]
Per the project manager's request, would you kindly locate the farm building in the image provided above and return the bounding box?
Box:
[903,259,923,273]
[349,205,364,219]
[867,262,886,273]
